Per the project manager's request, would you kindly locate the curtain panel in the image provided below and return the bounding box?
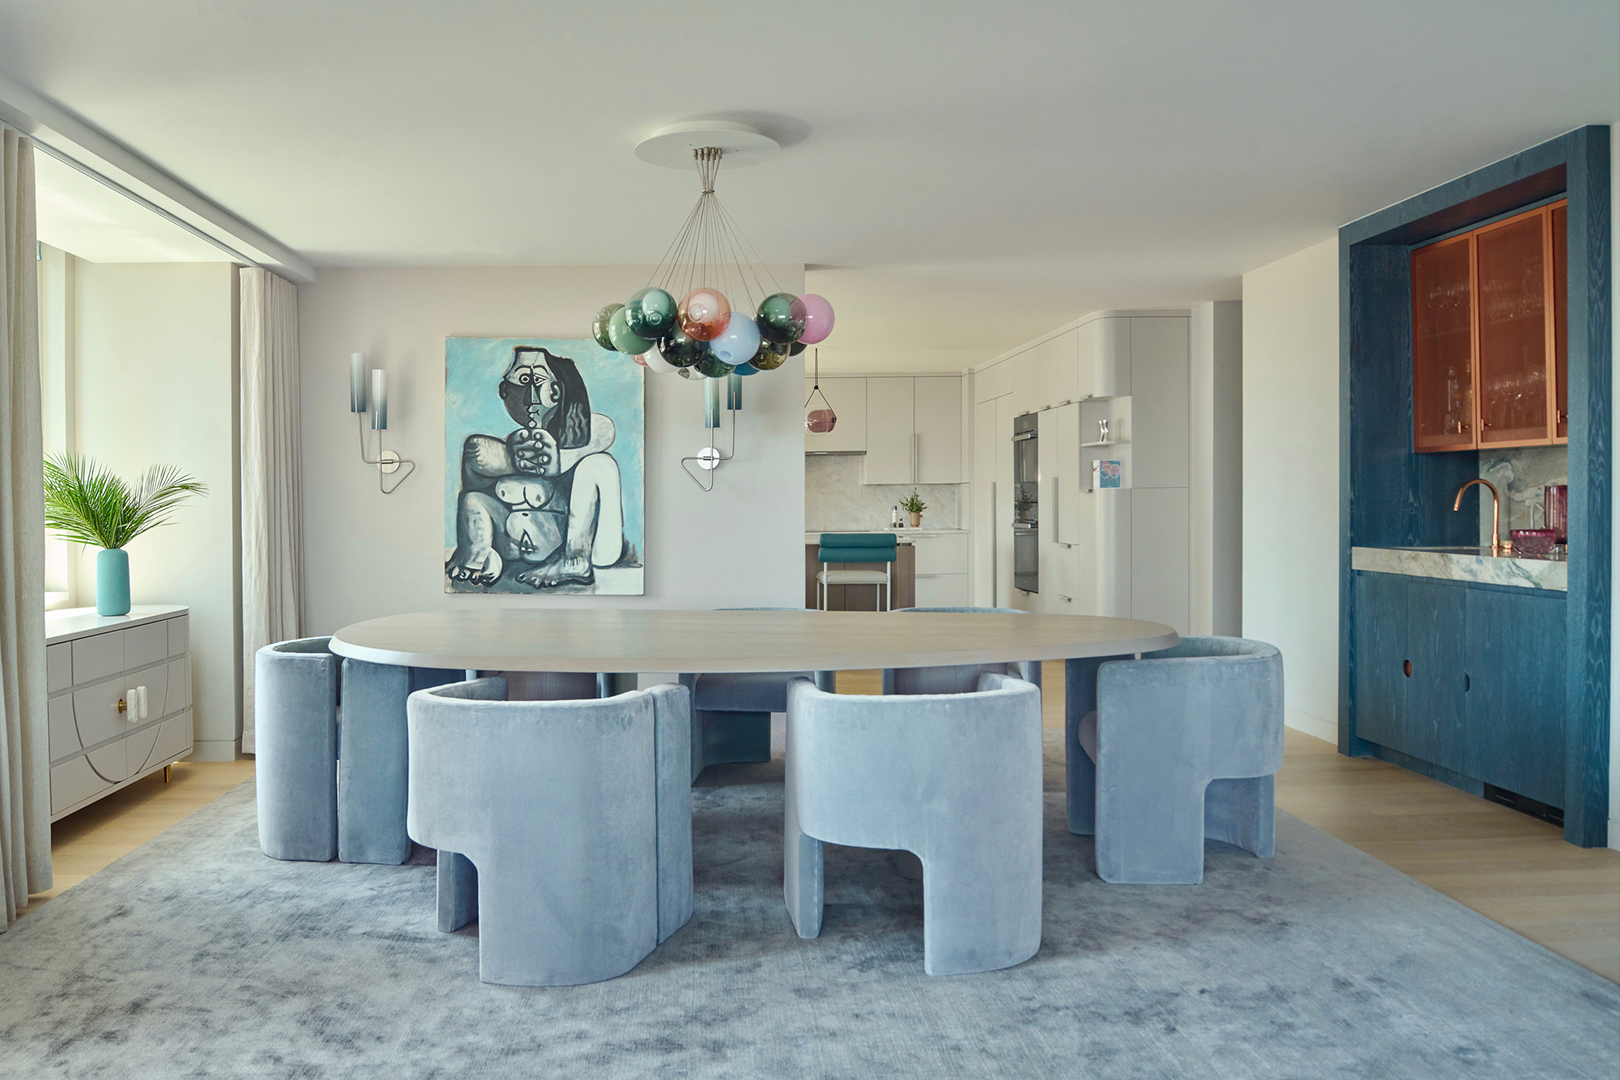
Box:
[0,124,50,928]
[239,268,303,755]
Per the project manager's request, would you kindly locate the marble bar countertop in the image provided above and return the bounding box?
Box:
[805,528,968,544]
[1351,547,1567,592]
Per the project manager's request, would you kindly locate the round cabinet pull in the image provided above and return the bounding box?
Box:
[1402,660,1412,678]
[117,698,128,713]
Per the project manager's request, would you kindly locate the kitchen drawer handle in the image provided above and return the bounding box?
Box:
[1402,660,1412,678]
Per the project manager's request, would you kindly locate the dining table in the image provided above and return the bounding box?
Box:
[327,608,1180,679]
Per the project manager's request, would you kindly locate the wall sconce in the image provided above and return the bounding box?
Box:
[350,352,415,494]
[681,372,743,491]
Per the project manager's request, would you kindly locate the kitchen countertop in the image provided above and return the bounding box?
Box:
[1351,546,1567,592]
[805,528,968,544]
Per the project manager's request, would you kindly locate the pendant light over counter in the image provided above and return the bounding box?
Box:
[804,349,836,433]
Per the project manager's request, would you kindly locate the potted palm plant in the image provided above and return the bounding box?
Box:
[43,454,207,616]
[901,490,928,528]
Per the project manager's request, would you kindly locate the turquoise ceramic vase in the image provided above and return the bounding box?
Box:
[96,548,130,616]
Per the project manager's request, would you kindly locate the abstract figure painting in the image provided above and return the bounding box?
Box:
[445,338,644,595]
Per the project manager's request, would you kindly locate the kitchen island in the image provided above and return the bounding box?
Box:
[802,528,969,610]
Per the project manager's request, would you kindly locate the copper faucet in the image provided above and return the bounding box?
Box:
[1454,479,1512,555]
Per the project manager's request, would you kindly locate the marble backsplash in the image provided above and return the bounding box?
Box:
[1479,445,1568,543]
[806,453,963,531]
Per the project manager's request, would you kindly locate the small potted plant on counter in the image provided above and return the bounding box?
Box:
[44,454,207,616]
[901,490,927,529]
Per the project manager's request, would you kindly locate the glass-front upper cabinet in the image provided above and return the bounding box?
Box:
[1411,199,1567,453]
[1551,202,1568,441]
[1411,235,1476,452]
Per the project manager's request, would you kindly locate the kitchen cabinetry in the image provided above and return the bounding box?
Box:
[46,605,193,820]
[1411,200,1567,452]
[1351,572,1565,807]
[1077,317,1131,398]
[912,532,969,607]
[861,376,963,484]
[803,377,867,453]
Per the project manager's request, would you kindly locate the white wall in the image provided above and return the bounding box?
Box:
[74,262,242,761]
[297,266,806,635]
[1241,239,1340,742]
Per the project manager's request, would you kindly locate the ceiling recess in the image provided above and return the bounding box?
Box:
[634,121,780,170]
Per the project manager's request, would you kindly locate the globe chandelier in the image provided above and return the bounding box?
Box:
[590,145,835,380]
[592,122,836,491]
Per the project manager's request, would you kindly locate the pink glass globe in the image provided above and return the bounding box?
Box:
[805,408,837,434]
[798,293,835,345]
[678,288,731,342]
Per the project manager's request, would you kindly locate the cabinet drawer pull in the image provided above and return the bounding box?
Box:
[1402,660,1412,678]
[1463,673,1471,692]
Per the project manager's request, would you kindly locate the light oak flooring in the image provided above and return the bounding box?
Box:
[19,759,257,921]
[22,664,1619,984]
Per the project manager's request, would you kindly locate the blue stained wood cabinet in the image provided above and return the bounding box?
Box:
[1352,571,1566,806]
[1465,588,1567,807]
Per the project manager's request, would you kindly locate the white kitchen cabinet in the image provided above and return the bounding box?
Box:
[1131,488,1189,633]
[46,605,193,821]
[1013,331,1078,413]
[914,377,963,483]
[912,533,969,609]
[1078,317,1132,398]
[804,377,867,453]
[972,397,998,606]
[994,394,1018,610]
[863,377,914,484]
[974,361,1012,404]
[861,376,964,485]
[1129,317,1190,488]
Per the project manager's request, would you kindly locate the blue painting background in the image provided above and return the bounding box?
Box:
[443,337,645,572]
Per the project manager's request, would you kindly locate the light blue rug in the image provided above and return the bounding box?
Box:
[0,732,1614,1079]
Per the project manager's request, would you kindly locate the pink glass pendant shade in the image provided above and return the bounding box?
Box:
[805,408,837,434]
[678,288,731,342]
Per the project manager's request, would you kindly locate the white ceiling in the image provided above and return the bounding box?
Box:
[33,151,231,264]
[1,1,1614,372]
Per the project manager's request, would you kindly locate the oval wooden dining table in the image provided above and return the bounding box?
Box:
[327,608,1180,675]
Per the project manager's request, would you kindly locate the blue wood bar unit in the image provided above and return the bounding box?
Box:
[1339,126,1611,847]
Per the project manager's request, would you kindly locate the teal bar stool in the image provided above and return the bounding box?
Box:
[815,533,898,611]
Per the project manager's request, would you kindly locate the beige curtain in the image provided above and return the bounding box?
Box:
[239,268,303,755]
[0,124,50,927]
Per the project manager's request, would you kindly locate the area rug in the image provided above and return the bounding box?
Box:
[1,733,1614,1079]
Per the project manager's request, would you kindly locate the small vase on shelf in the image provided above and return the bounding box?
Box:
[909,512,921,528]
[96,548,131,616]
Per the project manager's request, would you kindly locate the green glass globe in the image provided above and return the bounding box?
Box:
[694,354,734,379]
[755,292,807,345]
[658,326,710,368]
[608,305,653,356]
[625,287,677,338]
[592,303,623,351]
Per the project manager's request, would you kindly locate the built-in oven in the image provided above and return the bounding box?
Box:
[1013,412,1039,593]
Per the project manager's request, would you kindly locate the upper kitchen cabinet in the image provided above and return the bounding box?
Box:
[1013,331,1078,411]
[861,375,964,484]
[1128,317,1190,488]
[1411,200,1567,452]
[1411,234,1476,452]
[803,376,867,453]
[1077,317,1131,398]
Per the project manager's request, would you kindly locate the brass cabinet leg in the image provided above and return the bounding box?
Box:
[163,764,172,783]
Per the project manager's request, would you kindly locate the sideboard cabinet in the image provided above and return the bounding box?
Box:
[1412,199,1568,452]
[45,605,193,820]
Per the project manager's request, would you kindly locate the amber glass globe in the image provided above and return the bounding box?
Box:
[678,288,731,342]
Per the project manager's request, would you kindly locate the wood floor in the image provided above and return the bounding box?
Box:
[23,663,1619,984]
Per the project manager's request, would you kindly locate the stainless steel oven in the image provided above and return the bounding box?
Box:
[1013,412,1039,593]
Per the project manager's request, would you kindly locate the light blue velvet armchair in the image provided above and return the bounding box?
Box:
[783,672,1043,976]
[255,638,340,862]
[406,678,693,987]
[1066,636,1285,884]
[881,606,1043,695]
[681,609,834,781]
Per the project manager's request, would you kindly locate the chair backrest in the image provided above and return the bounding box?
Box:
[817,532,898,565]
[406,677,693,941]
[1098,635,1284,778]
[883,608,1040,694]
[785,672,1040,852]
